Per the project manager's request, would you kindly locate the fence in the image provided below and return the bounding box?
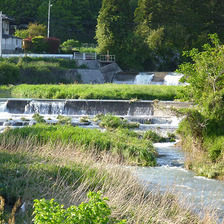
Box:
[74,52,97,60]
[2,53,74,59]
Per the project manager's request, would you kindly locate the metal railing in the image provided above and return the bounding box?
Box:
[99,55,115,62]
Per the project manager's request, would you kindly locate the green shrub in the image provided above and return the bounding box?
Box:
[0,62,19,85]
[33,191,126,224]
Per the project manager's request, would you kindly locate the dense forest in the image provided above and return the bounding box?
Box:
[1,0,224,70]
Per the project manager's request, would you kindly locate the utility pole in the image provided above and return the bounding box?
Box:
[0,11,2,57]
[47,0,52,38]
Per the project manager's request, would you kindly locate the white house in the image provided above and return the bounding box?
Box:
[2,14,22,53]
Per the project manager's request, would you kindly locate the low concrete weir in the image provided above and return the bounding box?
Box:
[3,99,191,116]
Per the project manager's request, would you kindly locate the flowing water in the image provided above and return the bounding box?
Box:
[113,72,184,85]
[0,98,223,222]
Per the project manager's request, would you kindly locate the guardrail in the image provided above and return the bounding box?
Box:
[2,53,74,59]
[1,53,116,62]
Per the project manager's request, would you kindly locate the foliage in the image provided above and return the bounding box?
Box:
[0,62,19,85]
[0,58,78,85]
[47,37,61,54]
[99,114,139,129]
[33,191,126,224]
[177,35,224,179]
[11,84,182,100]
[14,29,29,39]
[60,39,81,53]
[177,34,224,122]
[95,0,134,69]
[32,36,48,53]
[15,23,47,39]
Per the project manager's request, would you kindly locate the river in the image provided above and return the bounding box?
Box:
[0,98,223,222]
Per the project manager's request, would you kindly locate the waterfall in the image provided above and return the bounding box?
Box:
[0,101,7,113]
[24,100,66,114]
[133,73,154,84]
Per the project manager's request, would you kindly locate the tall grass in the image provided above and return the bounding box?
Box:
[10,84,183,100]
[0,138,218,223]
[0,124,157,166]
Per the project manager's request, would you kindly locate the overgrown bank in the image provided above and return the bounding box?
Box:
[0,128,217,223]
[176,35,224,180]
[0,57,84,85]
[1,84,183,100]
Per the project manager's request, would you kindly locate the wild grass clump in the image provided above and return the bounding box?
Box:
[10,84,183,100]
[0,124,157,166]
[0,141,218,223]
[97,114,139,129]
[57,115,71,125]
[32,113,46,123]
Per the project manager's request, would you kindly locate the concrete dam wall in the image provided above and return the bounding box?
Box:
[4,99,191,117]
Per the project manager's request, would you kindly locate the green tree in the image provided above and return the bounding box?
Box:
[177,34,224,119]
[95,0,134,69]
[14,23,47,39]
[60,39,81,53]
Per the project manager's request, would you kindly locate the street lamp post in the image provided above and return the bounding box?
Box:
[0,11,2,57]
[47,0,52,38]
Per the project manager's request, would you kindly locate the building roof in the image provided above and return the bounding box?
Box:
[3,34,22,39]
[1,14,13,21]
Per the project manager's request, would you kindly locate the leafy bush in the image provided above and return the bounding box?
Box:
[33,191,126,224]
[32,36,48,53]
